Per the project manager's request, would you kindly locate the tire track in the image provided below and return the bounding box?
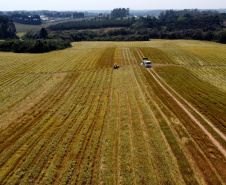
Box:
[127,49,181,184]
[135,48,226,158]
[115,69,121,185]
[148,69,226,157]
[133,65,224,184]
[151,68,226,141]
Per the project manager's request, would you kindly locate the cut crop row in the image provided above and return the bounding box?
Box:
[138,66,226,183]
[132,48,225,184]
[22,70,102,184]
[154,66,226,134]
[0,73,82,184]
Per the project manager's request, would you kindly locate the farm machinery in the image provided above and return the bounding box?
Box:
[142,58,151,68]
[113,64,119,69]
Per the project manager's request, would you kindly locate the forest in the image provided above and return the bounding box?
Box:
[0,39,71,53]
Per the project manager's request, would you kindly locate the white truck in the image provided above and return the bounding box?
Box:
[143,58,151,68]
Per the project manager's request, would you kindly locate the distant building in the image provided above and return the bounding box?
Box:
[40,15,49,21]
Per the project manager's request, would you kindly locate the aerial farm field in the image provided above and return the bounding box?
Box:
[0,40,225,184]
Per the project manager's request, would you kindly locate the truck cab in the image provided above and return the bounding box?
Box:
[143,58,151,68]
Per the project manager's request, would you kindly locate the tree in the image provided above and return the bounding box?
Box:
[216,30,226,43]
[8,20,17,38]
[111,8,129,19]
[40,28,48,39]
[0,16,17,39]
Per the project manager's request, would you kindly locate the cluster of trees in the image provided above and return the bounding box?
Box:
[0,39,71,53]
[48,18,135,31]
[0,16,17,39]
[111,8,129,19]
[11,14,41,25]
[44,12,84,18]
[22,28,49,40]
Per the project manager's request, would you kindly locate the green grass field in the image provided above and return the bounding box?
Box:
[0,40,225,184]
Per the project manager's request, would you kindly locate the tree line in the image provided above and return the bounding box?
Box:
[0,39,71,53]
[44,12,84,18]
[23,27,149,42]
[10,14,41,25]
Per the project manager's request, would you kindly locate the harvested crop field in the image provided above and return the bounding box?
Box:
[0,40,225,184]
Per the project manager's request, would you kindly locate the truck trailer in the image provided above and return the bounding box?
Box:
[143,58,151,68]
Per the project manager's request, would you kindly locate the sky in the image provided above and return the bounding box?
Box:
[1,0,226,11]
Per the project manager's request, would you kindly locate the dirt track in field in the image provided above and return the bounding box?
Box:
[135,48,226,158]
[148,68,226,157]
[150,68,226,142]
[152,63,226,68]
